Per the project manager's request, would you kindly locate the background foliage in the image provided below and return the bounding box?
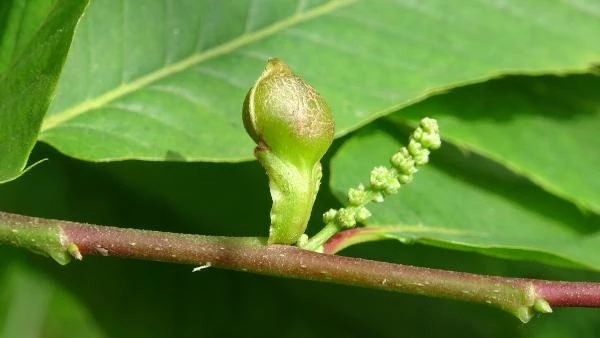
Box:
[1,0,600,337]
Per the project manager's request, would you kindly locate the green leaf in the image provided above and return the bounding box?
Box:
[390,74,600,214]
[0,0,54,73]
[39,0,600,162]
[0,0,88,183]
[329,124,600,270]
[0,260,105,338]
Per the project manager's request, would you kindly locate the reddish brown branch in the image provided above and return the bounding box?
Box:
[1,211,599,322]
[533,280,600,307]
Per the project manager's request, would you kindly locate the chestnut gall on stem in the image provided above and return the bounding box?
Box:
[243,59,334,244]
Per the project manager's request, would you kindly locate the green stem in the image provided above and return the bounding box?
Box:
[256,146,321,245]
[0,212,81,264]
[323,226,447,255]
[302,222,339,251]
[1,211,599,323]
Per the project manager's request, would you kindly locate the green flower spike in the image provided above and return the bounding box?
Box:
[333,118,440,228]
[243,58,335,244]
[301,118,441,251]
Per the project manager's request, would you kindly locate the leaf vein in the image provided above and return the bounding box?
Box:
[40,0,358,132]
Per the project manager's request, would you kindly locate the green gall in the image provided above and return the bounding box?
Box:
[243,59,335,244]
[243,58,334,170]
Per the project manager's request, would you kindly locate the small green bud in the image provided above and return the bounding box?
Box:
[296,234,310,248]
[397,174,413,185]
[355,206,372,223]
[408,139,430,165]
[337,208,356,228]
[370,166,400,194]
[243,59,335,244]
[323,209,338,224]
[533,299,553,314]
[348,184,368,206]
[412,127,424,142]
[391,148,416,175]
[372,192,385,203]
[419,118,442,149]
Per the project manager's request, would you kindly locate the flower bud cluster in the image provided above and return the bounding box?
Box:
[323,118,441,229]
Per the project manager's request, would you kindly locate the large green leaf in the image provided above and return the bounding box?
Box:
[0,0,88,183]
[0,0,54,73]
[390,74,600,214]
[330,124,600,270]
[39,0,600,162]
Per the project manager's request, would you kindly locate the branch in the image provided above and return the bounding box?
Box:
[1,211,598,323]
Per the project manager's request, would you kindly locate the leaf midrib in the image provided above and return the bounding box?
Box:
[40,0,356,132]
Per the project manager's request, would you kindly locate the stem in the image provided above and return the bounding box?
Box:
[323,226,435,255]
[255,147,320,245]
[1,211,599,323]
[302,222,339,251]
